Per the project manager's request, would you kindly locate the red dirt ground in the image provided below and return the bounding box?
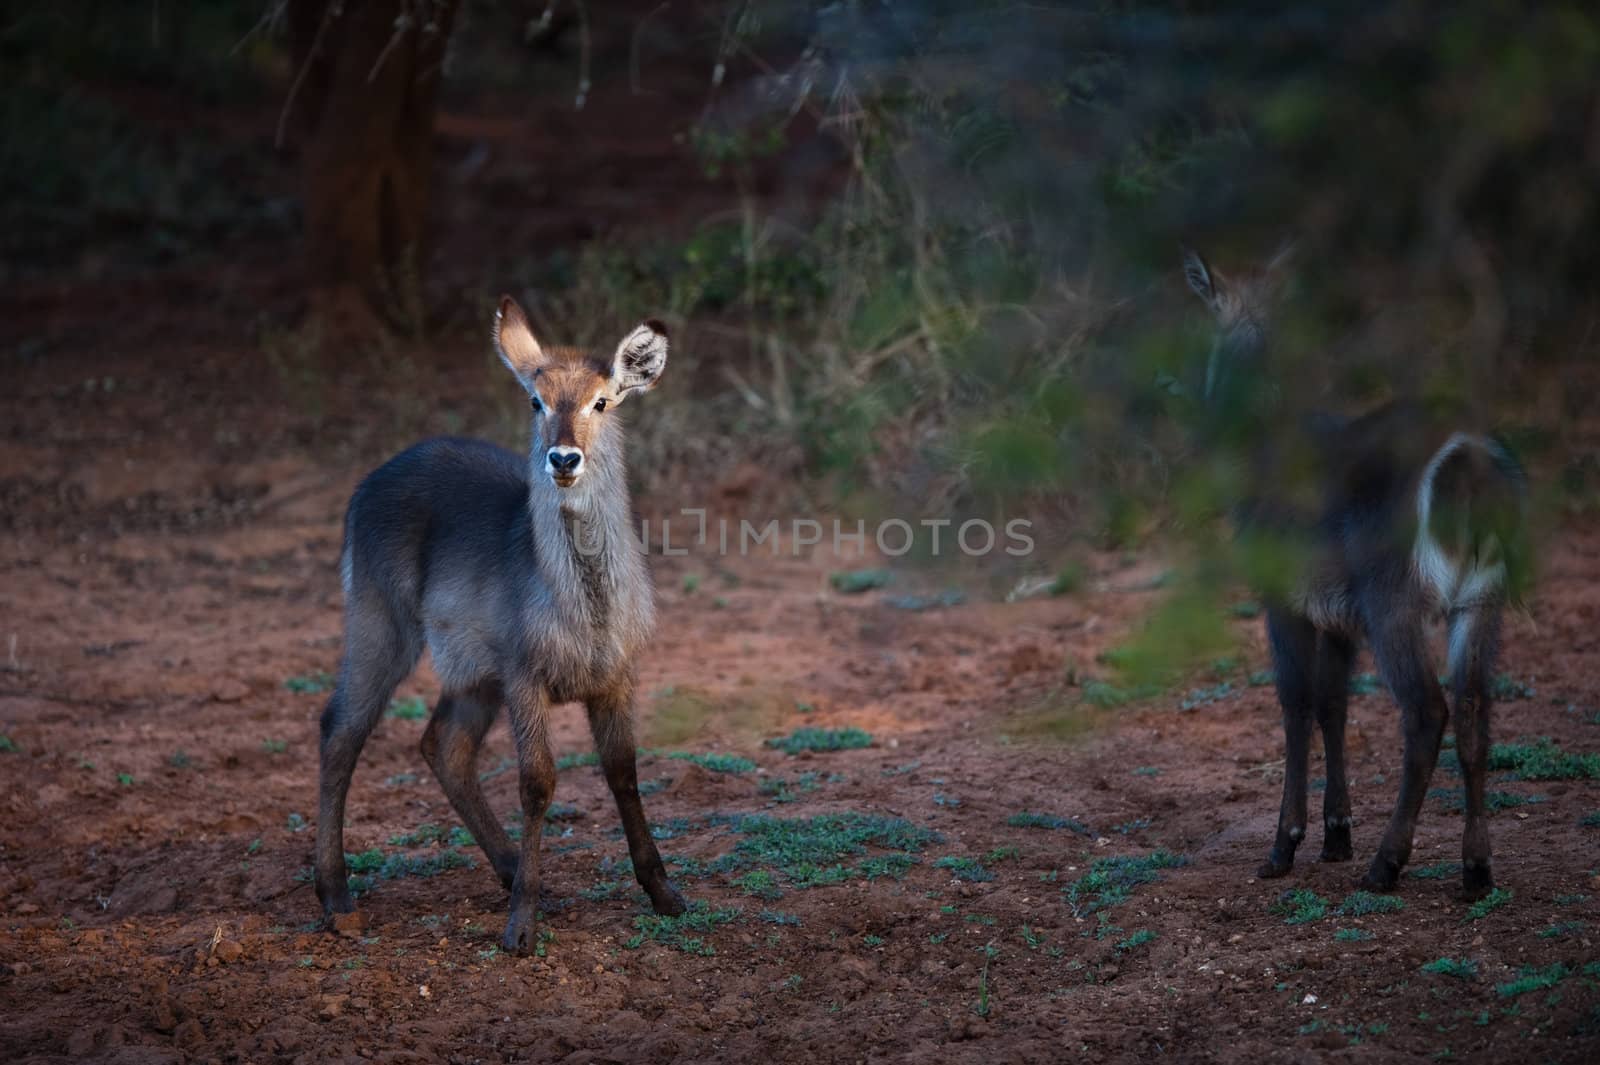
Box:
[2,337,1599,1064]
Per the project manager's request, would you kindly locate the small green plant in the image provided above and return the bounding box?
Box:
[1334,928,1374,942]
[1131,766,1160,777]
[388,696,428,721]
[1408,861,1459,880]
[1581,810,1600,828]
[168,750,192,769]
[1064,851,1187,915]
[974,942,999,1017]
[665,750,757,774]
[733,869,783,900]
[0,734,16,753]
[284,671,335,694]
[1536,920,1585,939]
[116,772,134,787]
[766,728,873,754]
[1349,673,1384,696]
[935,856,994,883]
[389,824,446,847]
[262,739,287,755]
[1496,963,1568,999]
[1113,817,1153,835]
[863,934,885,946]
[1115,928,1156,953]
[555,751,600,771]
[681,573,701,595]
[1422,958,1478,980]
[1273,889,1329,925]
[286,812,309,833]
[1489,674,1536,701]
[829,569,893,594]
[1338,891,1405,917]
[1006,811,1091,834]
[1464,888,1513,921]
[1488,738,1599,781]
[624,903,740,955]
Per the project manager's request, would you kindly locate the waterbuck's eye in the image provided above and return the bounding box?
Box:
[529,395,543,413]
[593,397,608,413]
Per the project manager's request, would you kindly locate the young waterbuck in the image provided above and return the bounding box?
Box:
[1183,248,1528,900]
[314,296,687,951]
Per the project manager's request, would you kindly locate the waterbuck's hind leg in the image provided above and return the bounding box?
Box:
[501,681,556,954]
[586,684,687,916]
[315,613,420,918]
[1448,608,1501,900]
[1314,631,1357,862]
[1360,613,1448,892]
[420,682,518,889]
[1260,610,1319,879]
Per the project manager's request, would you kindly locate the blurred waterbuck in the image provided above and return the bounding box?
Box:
[1183,248,1528,900]
[314,297,686,951]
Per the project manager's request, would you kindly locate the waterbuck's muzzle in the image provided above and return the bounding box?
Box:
[547,447,584,487]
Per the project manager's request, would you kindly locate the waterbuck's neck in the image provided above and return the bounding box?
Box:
[525,433,651,629]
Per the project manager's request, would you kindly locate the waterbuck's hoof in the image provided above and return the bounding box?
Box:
[1460,861,1495,901]
[1359,856,1402,893]
[1256,857,1294,880]
[649,882,689,917]
[1319,841,1354,863]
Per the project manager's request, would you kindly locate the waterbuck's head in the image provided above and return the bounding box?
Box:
[493,295,669,491]
[1182,244,1294,404]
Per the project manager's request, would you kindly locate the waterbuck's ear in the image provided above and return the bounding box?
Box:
[493,295,545,386]
[1182,248,1224,312]
[609,319,669,400]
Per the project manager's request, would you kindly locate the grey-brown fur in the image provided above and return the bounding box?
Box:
[1183,248,1528,900]
[314,297,685,952]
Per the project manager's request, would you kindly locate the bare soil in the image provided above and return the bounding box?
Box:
[1,328,1598,1065]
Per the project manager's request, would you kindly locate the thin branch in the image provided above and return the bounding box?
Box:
[275,3,337,150]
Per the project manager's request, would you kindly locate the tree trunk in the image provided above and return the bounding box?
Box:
[286,0,458,331]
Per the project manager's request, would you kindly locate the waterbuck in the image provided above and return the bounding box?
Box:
[1183,248,1528,900]
[314,296,687,952]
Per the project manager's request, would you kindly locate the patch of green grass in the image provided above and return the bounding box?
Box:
[261,739,287,755]
[1081,680,1162,708]
[1338,891,1405,917]
[712,812,940,889]
[1273,889,1329,925]
[1334,928,1374,942]
[1422,958,1478,980]
[1536,920,1585,939]
[1063,851,1187,915]
[1247,670,1274,686]
[286,812,308,833]
[1007,811,1092,834]
[1180,682,1234,710]
[1113,817,1152,835]
[387,695,428,720]
[733,869,783,900]
[863,934,885,946]
[932,791,962,807]
[829,568,893,594]
[765,727,873,755]
[116,772,134,787]
[1489,674,1536,701]
[0,734,16,753]
[388,824,446,847]
[624,902,740,955]
[343,846,472,882]
[1464,888,1513,922]
[1408,861,1460,881]
[757,909,801,926]
[1581,810,1600,828]
[1115,928,1156,953]
[1496,963,1568,999]
[664,750,758,774]
[285,671,335,694]
[555,751,600,771]
[1488,738,1600,780]
[1131,766,1160,777]
[934,856,994,883]
[760,772,822,803]
[168,749,192,769]
[974,942,998,1016]
[1428,787,1544,813]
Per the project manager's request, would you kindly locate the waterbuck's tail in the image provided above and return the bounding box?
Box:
[1416,433,1530,610]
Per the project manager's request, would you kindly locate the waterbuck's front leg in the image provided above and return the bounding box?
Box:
[502,680,557,954]
[587,679,687,916]
[1260,609,1318,878]
[420,683,519,889]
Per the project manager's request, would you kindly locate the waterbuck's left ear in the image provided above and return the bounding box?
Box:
[1182,247,1224,312]
[609,319,669,400]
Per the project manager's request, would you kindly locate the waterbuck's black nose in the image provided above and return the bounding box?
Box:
[548,448,583,474]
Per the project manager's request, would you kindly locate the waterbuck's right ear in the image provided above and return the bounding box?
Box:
[493,295,545,386]
[1182,248,1224,313]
